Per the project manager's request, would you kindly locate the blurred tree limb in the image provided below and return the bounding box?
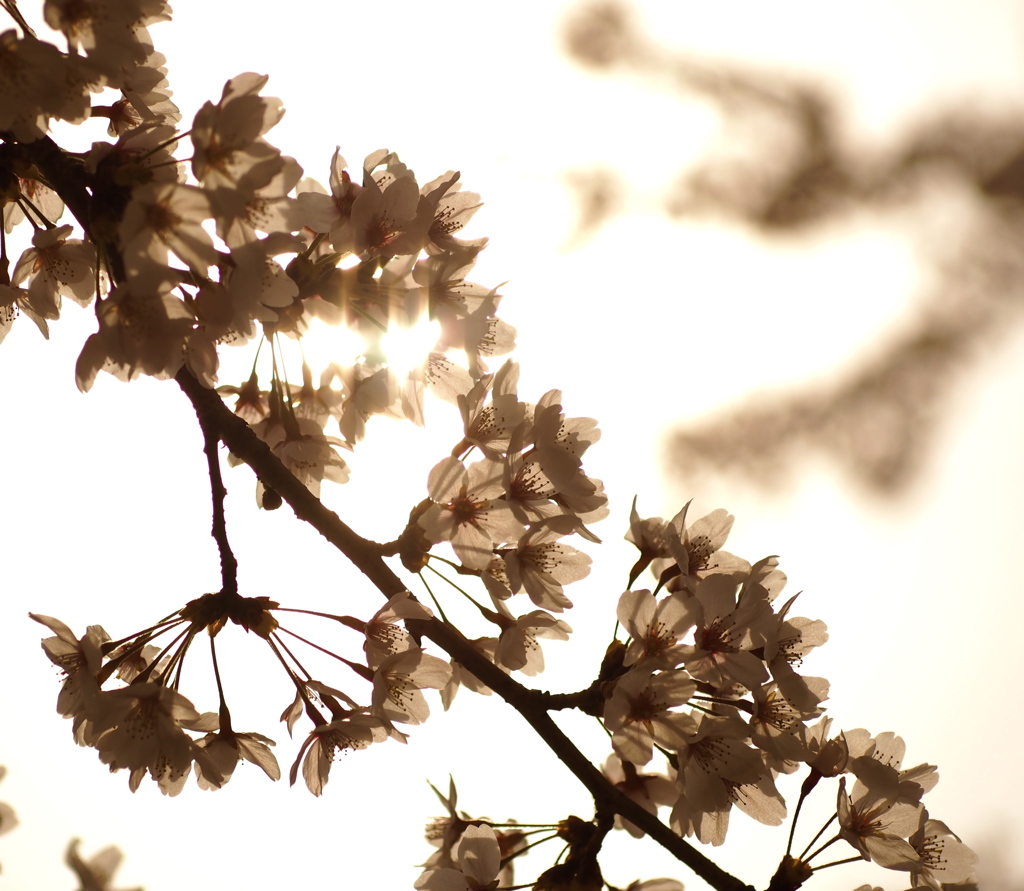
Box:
[563,0,1024,496]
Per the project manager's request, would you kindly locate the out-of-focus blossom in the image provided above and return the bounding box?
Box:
[0,766,16,857]
[65,838,142,891]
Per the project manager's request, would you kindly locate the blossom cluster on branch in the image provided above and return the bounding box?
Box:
[0,1,980,890]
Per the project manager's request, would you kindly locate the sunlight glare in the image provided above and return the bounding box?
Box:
[299,316,367,374]
[296,315,441,383]
[379,317,442,378]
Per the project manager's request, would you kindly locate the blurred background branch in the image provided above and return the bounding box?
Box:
[561,0,1024,498]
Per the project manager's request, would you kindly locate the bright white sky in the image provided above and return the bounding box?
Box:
[2,1,1023,889]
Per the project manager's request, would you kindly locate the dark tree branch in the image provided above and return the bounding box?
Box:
[192,398,238,596]
[173,365,755,891]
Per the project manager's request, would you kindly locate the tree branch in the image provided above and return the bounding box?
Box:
[192,399,238,595]
[174,365,755,891]
[21,129,755,890]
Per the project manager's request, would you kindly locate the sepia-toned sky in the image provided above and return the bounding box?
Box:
[2,1,1023,889]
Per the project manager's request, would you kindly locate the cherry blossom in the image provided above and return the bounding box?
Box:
[502,517,593,612]
[191,72,285,194]
[371,648,453,726]
[210,154,305,247]
[837,773,923,870]
[0,282,51,344]
[407,249,503,354]
[3,176,63,233]
[248,412,349,499]
[802,716,850,778]
[492,605,571,676]
[664,501,749,591]
[295,148,361,240]
[89,683,223,795]
[31,613,108,737]
[75,283,194,391]
[0,30,92,140]
[747,681,818,770]
[616,588,697,668]
[363,592,433,668]
[415,823,502,891]
[420,456,525,570]
[456,360,526,457]
[907,811,978,889]
[113,49,180,132]
[675,571,774,690]
[193,728,280,790]
[415,171,487,257]
[12,224,97,311]
[601,754,677,838]
[118,181,218,284]
[603,667,697,766]
[764,591,830,712]
[334,361,403,445]
[671,713,782,845]
[43,0,171,86]
[501,434,565,525]
[290,712,390,796]
[336,154,420,260]
[624,497,673,586]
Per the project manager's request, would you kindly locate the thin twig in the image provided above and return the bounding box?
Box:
[194,403,238,595]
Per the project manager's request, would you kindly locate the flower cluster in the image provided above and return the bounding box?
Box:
[407,369,604,682]
[591,500,978,887]
[417,778,684,891]
[30,590,451,797]
[2,8,515,505]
